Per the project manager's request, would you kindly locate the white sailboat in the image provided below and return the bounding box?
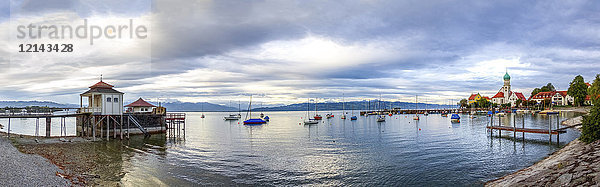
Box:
[304,98,319,125]
[224,100,242,120]
[377,95,385,122]
[413,95,420,120]
[341,94,347,119]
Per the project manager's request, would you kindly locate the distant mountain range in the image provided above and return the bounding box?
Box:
[0,100,457,112]
[250,101,457,112]
[161,102,238,112]
[0,101,79,108]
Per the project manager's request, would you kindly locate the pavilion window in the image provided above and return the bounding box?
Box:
[107,97,112,102]
[114,98,119,102]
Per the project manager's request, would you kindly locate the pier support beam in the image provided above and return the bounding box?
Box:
[45,117,51,137]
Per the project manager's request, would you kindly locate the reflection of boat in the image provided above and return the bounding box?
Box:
[243,96,266,125]
[451,114,460,123]
[341,94,346,119]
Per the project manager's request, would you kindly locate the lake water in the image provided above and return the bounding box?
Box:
[0,111,581,186]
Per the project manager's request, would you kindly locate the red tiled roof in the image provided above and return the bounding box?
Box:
[89,81,114,89]
[514,92,527,101]
[492,92,504,98]
[125,98,156,107]
[530,91,567,100]
[586,83,591,87]
[483,96,491,100]
[468,94,479,100]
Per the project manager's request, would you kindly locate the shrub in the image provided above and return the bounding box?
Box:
[580,104,600,143]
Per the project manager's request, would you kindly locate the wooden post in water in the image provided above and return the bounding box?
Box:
[513,114,516,140]
[127,116,130,139]
[7,118,10,138]
[499,116,501,136]
[46,117,51,137]
[106,116,110,141]
[522,115,525,142]
[556,114,560,144]
[92,116,96,141]
[548,116,551,145]
[120,115,123,140]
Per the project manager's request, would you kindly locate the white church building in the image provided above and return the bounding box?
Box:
[491,72,527,107]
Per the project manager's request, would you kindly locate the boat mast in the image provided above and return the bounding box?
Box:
[245,95,252,120]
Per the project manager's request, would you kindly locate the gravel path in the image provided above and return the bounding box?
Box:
[0,136,69,186]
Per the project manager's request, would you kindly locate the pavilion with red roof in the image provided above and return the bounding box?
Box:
[125,98,157,113]
[80,78,124,115]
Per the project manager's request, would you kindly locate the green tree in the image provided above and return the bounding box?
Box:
[531,83,556,96]
[589,74,600,105]
[458,99,468,108]
[476,98,491,108]
[515,99,523,108]
[567,75,588,107]
[580,74,600,143]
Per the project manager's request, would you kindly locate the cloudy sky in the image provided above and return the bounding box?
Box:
[1,0,599,106]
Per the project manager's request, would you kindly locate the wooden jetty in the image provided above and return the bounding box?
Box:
[486,126,566,135]
[487,112,567,145]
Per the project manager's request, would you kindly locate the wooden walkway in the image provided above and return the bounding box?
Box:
[0,113,85,118]
[486,126,566,135]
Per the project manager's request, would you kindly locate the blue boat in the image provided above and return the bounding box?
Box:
[263,116,270,121]
[350,116,357,120]
[451,114,460,123]
[244,118,266,125]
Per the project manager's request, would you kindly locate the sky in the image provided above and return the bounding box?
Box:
[0,0,599,106]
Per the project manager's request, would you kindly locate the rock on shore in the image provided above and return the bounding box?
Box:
[0,137,69,186]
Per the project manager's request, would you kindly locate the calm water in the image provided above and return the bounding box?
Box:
[0,111,581,186]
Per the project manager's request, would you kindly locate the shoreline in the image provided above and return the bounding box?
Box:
[0,134,70,186]
[486,108,599,186]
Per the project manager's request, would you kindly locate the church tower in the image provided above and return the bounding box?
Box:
[502,71,511,102]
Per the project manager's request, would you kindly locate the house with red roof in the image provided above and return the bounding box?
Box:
[529,91,573,106]
[80,79,124,115]
[467,93,486,104]
[125,98,157,113]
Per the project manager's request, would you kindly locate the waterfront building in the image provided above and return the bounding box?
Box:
[468,93,482,104]
[490,71,526,107]
[125,98,157,113]
[529,91,572,106]
[79,79,124,115]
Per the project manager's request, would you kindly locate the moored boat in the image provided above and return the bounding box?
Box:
[451,114,460,123]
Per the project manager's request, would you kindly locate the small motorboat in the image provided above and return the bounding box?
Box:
[341,115,346,119]
[441,113,448,117]
[496,112,506,117]
[539,110,559,115]
[260,113,265,118]
[377,115,385,122]
[314,114,323,120]
[451,114,460,123]
[350,116,358,120]
[224,114,241,120]
[304,119,319,125]
[263,116,270,121]
[326,113,334,118]
[201,114,205,118]
[424,112,429,116]
[244,118,267,125]
[413,115,419,120]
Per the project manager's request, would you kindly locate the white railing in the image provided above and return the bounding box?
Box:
[80,107,102,113]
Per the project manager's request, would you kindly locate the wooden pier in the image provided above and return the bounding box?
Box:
[486,126,566,135]
[487,112,566,145]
